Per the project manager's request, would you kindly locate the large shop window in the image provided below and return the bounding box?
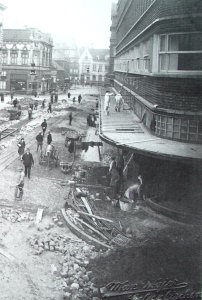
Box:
[155,114,202,142]
[159,33,202,72]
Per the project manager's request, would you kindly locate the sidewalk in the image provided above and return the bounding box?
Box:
[81,127,101,162]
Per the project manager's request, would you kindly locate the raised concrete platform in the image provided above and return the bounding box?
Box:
[99,96,202,163]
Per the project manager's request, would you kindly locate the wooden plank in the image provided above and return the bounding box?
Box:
[74,216,108,241]
[80,196,97,224]
[35,208,43,224]
[81,197,93,215]
[77,210,113,223]
[61,208,112,249]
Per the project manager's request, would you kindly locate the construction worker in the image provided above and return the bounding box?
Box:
[36,132,43,152]
[28,107,32,120]
[41,119,47,136]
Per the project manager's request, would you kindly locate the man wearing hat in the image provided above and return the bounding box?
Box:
[22,148,34,179]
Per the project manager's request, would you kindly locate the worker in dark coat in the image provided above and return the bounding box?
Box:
[110,167,120,199]
[47,131,52,145]
[78,94,82,104]
[22,148,34,179]
[36,132,43,152]
[41,119,47,136]
[69,112,73,125]
[47,102,52,113]
[13,98,18,108]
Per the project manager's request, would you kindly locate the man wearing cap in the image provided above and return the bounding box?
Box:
[22,148,34,179]
[14,167,25,200]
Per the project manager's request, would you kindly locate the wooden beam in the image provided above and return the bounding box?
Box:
[77,210,113,223]
[61,209,112,249]
[74,216,108,241]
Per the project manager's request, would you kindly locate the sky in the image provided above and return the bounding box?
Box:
[2,0,117,49]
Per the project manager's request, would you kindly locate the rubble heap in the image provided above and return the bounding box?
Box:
[0,208,34,223]
[28,232,110,299]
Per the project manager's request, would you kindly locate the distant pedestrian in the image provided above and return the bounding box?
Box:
[51,94,54,103]
[11,92,14,101]
[22,148,34,179]
[47,102,52,113]
[34,91,37,98]
[28,107,32,120]
[115,92,124,112]
[104,91,113,116]
[42,99,45,109]
[13,98,18,108]
[68,92,71,99]
[69,112,73,125]
[30,103,34,110]
[96,99,99,110]
[73,97,76,103]
[78,94,82,104]
[1,93,4,102]
[47,131,52,145]
[55,94,58,102]
[36,132,43,152]
[17,138,25,160]
[34,100,38,110]
[41,119,47,136]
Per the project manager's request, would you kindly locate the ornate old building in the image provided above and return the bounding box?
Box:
[2,28,53,94]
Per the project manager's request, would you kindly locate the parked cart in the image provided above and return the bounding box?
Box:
[39,146,59,167]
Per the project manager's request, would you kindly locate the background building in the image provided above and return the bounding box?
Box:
[108,2,117,85]
[53,41,79,87]
[2,28,53,94]
[79,48,109,86]
[110,0,202,144]
[0,3,6,90]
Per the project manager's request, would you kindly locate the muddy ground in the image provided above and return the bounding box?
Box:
[0,87,201,300]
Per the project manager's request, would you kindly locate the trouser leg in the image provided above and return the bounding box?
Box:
[24,166,28,177]
[28,166,31,179]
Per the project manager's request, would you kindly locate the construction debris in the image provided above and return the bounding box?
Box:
[28,232,106,299]
[0,208,34,223]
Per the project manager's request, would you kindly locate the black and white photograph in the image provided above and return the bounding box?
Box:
[0,0,201,299]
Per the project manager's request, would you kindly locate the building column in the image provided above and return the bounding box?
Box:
[17,50,21,65]
[7,49,11,65]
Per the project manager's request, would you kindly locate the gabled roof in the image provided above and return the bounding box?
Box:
[79,47,109,62]
[89,48,109,61]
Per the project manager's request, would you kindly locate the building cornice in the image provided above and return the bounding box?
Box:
[116,13,202,55]
[116,0,133,31]
[116,0,157,50]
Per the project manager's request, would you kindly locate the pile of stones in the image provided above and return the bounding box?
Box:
[28,232,111,299]
[0,208,34,223]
